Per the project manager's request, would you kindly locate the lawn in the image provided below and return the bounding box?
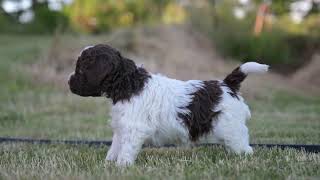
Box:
[0,35,319,179]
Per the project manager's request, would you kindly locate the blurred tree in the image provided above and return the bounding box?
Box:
[0,1,13,23]
[189,0,320,73]
[252,0,319,15]
[30,0,68,33]
[162,2,186,24]
[0,0,186,33]
[0,0,68,33]
[64,0,185,33]
[252,0,290,15]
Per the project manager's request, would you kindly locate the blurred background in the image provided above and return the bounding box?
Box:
[0,0,319,144]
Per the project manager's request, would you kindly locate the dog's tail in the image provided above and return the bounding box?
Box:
[223,62,269,92]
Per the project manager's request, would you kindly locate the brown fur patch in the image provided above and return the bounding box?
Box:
[178,80,222,141]
[223,67,247,95]
[100,57,151,104]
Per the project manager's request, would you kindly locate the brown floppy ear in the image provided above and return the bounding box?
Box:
[85,54,118,87]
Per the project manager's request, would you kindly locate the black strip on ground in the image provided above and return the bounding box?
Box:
[0,137,319,153]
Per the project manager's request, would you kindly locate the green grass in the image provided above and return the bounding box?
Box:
[1,144,319,180]
[249,91,320,144]
[0,35,319,179]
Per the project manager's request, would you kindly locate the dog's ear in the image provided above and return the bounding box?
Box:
[84,47,122,87]
[84,55,112,87]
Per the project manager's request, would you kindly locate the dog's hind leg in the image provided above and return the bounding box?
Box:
[214,114,253,155]
[223,124,253,155]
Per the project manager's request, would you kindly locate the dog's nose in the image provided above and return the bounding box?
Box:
[68,72,75,85]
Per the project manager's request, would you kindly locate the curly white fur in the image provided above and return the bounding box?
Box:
[240,62,269,74]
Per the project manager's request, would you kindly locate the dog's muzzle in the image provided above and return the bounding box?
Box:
[68,72,102,97]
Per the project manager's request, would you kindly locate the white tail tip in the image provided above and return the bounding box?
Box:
[240,62,269,74]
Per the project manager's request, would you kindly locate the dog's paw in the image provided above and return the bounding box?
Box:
[116,157,134,167]
[105,152,117,162]
[225,145,253,155]
[244,146,253,155]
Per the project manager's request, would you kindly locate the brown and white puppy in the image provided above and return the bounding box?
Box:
[69,44,269,166]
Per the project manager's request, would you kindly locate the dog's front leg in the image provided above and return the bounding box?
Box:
[116,127,147,167]
[106,132,121,162]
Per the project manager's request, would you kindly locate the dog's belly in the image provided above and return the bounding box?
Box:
[144,127,221,146]
[143,112,222,147]
[145,127,189,146]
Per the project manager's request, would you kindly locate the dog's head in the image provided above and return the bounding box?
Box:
[69,44,150,103]
[68,44,124,97]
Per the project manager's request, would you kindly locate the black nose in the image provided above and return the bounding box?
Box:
[68,73,75,85]
[68,75,76,91]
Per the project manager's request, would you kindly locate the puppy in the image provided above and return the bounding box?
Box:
[68,44,269,166]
